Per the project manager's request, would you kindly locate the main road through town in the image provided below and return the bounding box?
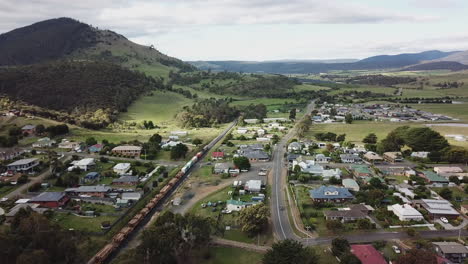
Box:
[270,100,468,244]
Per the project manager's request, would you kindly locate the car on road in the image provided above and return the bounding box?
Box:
[440,217,449,223]
[392,246,401,254]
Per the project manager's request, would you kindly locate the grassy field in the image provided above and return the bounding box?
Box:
[54,213,118,232]
[409,103,468,122]
[199,247,263,264]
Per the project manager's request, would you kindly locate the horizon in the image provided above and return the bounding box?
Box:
[1,0,468,61]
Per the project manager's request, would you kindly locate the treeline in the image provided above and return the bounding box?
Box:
[339,90,390,99]
[176,98,239,127]
[0,60,165,128]
[345,74,417,86]
[434,81,464,89]
[387,97,453,104]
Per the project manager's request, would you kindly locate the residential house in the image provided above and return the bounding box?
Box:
[324,208,366,222]
[58,140,80,150]
[112,145,142,157]
[288,142,302,152]
[287,153,301,163]
[213,163,230,174]
[211,152,225,160]
[257,129,265,136]
[363,151,384,164]
[387,204,424,221]
[420,171,449,185]
[65,185,111,198]
[393,193,411,204]
[342,179,360,191]
[69,158,95,171]
[237,127,248,134]
[83,172,100,183]
[293,160,341,180]
[0,148,24,161]
[350,165,373,178]
[5,204,47,222]
[315,154,331,163]
[256,137,270,142]
[28,192,69,208]
[245,180,262,192]
[89,144,104,153]
[32,137,56,148]
[113,163,131,175]
[309,186,354,203]
[433,242,468,264]
[350,244,387,264]
[244,119,259,124]
[383,152,403,163]
[395,186,416,199]
[413,199,460,220]
[112,176,139,186]
[411,152,430,159]
[21,124,36,136]
[340,154,361,163]
[434,167,463,177]
[122,192,142,201]
[7,158,39,173]
[263,117,288,123]
[226,199,247,211]
[171,131,188,136]
[239,147,269,162]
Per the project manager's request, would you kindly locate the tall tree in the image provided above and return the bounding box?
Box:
[289,109,296,120]
[239,204,269,236]
[363,133,377,144]
[263,239,318,264]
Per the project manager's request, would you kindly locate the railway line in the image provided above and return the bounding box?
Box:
[88,120,237,264]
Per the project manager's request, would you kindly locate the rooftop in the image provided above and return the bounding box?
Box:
[65,186,111,193]
[29,192,66,202]
[112,145,142,151]
[351,244,387,264]
[309,186,354,200]
[113,176,139,183]
[433,242,468,254]
[421,171,449,183]
[8,158,38,166]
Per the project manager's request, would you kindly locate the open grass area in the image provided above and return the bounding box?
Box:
[410,103,468,122]
[199,247,263,264]
[54,213,118,233]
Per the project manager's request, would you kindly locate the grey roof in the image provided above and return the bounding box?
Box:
[324,209,365,219]
[340,154,361,160]
[29,192,66,202]
[22,124,36,130]
[214,163,230,170]
[113,176,139,183]
[309,186,354,200]
[5,204,47,217]
[65,186,111,193]
[242,150,269,160]
[433,242,468,254]
[8,158,38,166]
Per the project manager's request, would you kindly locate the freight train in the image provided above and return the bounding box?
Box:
[88,149,206,263]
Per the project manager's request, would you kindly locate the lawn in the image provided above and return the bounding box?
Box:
[409,103,468,122]
[198,247,263,264]
[54,213,118,233]
[431,187,468,208]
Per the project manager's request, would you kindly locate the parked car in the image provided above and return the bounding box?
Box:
[392,246,401,254]
[440,217,449,223]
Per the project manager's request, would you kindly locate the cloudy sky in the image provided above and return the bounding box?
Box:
[1,0,468,61]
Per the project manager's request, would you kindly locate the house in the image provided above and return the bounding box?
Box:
[288,142,302,152]
[65,185,111,198]
[113,163,131,175]
[387,204,424,221]
[350,165,372,177]
[112,176,139,186]
[32,137,56,148]
[237,127,249,134]
[383,152,403,163]
[257,129,265,136]
[214,163,230,174]
[342,179,360,191]
[240,150,269,162]
[244,119,259,124]
[324,208,366,222]
[413,199,459,220]
[315,154,331,163]
[83,172,100,182]
[171,131,188,136]
[434,167,463,177]
[88,144,104,153]
[256,137,270,142]
[161,141,182,149]
[7,158,39,173]
[58,140,80,149]
[340,154,361,163]
[226,199,247,211]
[69,158,95,171]
[363,152,384,164]
[420,171,449,184]
[293,160,341,180]
[0,148,24,161]
[5,204,47,222]
[461,205,468,215]
[111,145,142,157]
[309,186,354,203]
[395,186,416,199]
[21,124,36,136]
[350,244,387,264]
[411,151,430,159]
[433,242,468,264]
[122,192,142,201]
[245,180,262,192]
[28,192,69,208]
[211,152,225,160]
[287,153,301,163]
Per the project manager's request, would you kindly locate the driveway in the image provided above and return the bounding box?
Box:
[435,217,468,230]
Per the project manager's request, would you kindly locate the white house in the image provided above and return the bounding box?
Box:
[387,204,424,221]
[340,154,361,163]
[288,142,302,152]
[226,200,247,211]
[113,163,131,175]
[245,180,262,192]
[411,152,430,159]
[161,141,182,149]
[171,131,188,136]
[315,154,331,163]
[69,158,95,171]
[32,137,56,148]
[237,128,249,134]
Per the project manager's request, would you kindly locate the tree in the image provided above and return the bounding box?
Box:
[85,137,97,146]
[192,138,203,146]
[336,134,346,142]
[345,113,353,124]
[363,133,377,144]
[377,131,405,153]
[239,204,269,236]
[329,176,342,185]
[405,127,449,152]
[326,220,344,231]
[449,175,460,185]
[356,218,373,229]
[395,249,437,264]
[170,143,188,160]
[289,109,296,120]
[297,116,312,137]
[271,134,280,145]
[233,156,251,170]
[341,254,362,264]
[35,124,46,135]
[331,238,350,257]
[438,188,453,200]
[263,239,318,264]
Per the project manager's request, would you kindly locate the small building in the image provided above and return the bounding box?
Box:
[83,172,100,182]
[363,152,384,164]
[0,148,24,161]
[122,192,142,201]
[58,140,80,149]
[7,158,39,173]
[214,163,230,174]
[433,242,468,264]
[21,124,36,136]
[114,163,131,175]
[315,154,331,163]
[226,199,247,211]
[161,141,181,149]
[244,119,259,124]
[340,154,361,163]
[288,142,302,152]
[411,152,430,159]
[420,171,449,184]
[387,204,424,221]
[28,192,69,208]
[89,144,104,153]
[211,152,225,160]
[414,199,459,220]
[112,176,139,186]
[245,180,262,192]
[237,127,248,134]
[257,129,265,136]
[350,244,387,264]
[168,135,179,141]
[65,185,111,198]
[342,179,360,192]
[32,137,56,148]
[309,186,354,203]
[112,145,142,157]
[383,152,403,163]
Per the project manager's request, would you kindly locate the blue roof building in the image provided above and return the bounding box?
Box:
[84,172,100,182]
[309,186,354,203]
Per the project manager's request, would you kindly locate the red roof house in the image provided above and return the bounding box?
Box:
[211,152,225,159]
[350,244,387,264]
